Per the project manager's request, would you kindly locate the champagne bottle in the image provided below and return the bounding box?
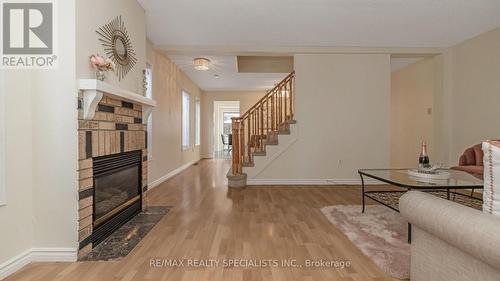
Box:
[419,141,430,168]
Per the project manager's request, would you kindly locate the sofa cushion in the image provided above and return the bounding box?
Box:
[460,143,484,166]
[483,141,500,216]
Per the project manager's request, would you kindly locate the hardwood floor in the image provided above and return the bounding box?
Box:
[7,159,399,281]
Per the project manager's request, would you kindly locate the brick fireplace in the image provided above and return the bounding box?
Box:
[76,87,151,258]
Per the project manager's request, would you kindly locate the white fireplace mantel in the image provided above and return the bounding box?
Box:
[78,79,156,123]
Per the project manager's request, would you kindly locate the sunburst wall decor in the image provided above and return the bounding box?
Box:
[96,16,137,81]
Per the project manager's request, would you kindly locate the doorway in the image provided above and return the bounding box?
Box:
[213,101,240,158]
[390,57,435,167]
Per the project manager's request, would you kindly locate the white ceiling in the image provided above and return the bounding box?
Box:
[140,0,500,90]
[168,55,288,91]
[139,0,500,48]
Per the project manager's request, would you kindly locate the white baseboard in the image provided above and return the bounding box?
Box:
[0,248,77,280]
[246,178,384,186]
[148,160,199,191]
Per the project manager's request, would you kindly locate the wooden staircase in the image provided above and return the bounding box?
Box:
[227,71,295,187]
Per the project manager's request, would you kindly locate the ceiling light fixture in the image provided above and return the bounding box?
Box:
[214,74,220,78]
[193,57,210,70]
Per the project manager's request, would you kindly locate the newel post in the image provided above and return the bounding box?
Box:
[231,117,243,174]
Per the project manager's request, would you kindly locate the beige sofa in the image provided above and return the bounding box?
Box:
[399,191,500,281]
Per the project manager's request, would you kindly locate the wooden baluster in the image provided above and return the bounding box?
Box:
[253,110,259,148]
[254,110,258,151]
[260,103,265,150]
[289,77,293,120]
[283,80,288,122]
[249,112,252,153]
[265,99,268,135]
[240,119,244,173]
[250,112,253,153]
[257,109,260,150]
[247,117,251,163]
[256,111,258,149]
[260,105,264,150]
[253,111,256,152]
[275,90,278,129]
[257,109,259,150]
[279,87,282,127]
[271,92,275,131]
[239,121,244,170]
[238,118,245,174]
[231,118,236,173]
[257,109,260,151]
[276,89,279,129]
[282,86,285,124]
[266,98,270,135]
[269,97,272,133]
[237,118,242,173]
[274,90,278,131]
[256,107,260,150]
[231,117,240,174]
[269,98,272,133]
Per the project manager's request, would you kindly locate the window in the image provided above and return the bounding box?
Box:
[144,64,153,160]
[182,91,190,150]
[195,98,201,146]
[0,72,5,206]
[223,112,239,135]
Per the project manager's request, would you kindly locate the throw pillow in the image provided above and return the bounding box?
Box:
[483,141,500,216]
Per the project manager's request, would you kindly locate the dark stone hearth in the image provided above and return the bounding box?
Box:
[98,104,115,113]
[80,206,171,261]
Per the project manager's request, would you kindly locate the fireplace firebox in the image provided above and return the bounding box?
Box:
[92,150,142,246]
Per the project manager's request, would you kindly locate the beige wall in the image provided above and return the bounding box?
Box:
[0,71,35,268]
[201,91,265,158]
[390,58,435,168]
[254,54,391,181]
[449,28,500,164]
[146,42,202,185]
[0,0,77,268]
[31,4,78,251]
[76,0,146,93]
[433,28,500,166]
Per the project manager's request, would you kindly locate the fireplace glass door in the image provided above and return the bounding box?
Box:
[93,151,142,227]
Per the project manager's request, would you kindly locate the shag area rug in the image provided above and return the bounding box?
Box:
[321,205,409,280]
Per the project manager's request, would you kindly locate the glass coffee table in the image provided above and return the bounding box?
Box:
[358,168,484,242]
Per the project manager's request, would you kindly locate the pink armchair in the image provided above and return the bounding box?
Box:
[451,143,484,179]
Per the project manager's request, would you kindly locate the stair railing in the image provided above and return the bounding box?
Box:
[232,71,295,175]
